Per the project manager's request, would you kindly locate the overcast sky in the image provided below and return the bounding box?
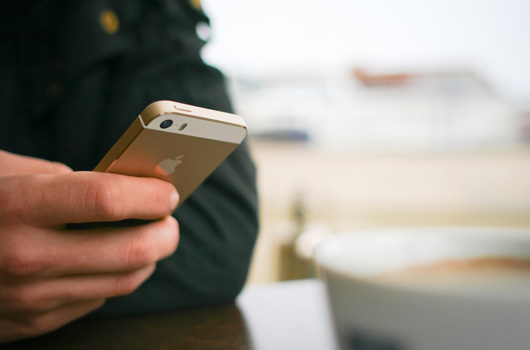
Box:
[202,0,530,105]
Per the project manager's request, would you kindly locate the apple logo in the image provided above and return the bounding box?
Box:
[156,155,184,176]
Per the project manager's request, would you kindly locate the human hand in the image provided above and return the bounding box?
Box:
[0,151,179,343]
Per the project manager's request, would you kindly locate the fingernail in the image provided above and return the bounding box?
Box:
[170,190,179,210]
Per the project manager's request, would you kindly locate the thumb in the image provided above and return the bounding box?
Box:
[0,150,72,176]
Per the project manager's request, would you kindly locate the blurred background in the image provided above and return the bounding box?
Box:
[200,0,530,284]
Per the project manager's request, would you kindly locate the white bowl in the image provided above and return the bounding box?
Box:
[315,227,530,350]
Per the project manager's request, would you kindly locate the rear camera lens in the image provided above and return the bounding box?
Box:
[160,120,173,129]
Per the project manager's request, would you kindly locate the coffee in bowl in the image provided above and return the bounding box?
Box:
[315,227,530,350]
[373,256,530,297]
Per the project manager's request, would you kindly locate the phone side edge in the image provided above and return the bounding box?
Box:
[93,116,145,172]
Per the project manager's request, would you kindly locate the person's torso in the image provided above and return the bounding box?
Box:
[0,0,211,170]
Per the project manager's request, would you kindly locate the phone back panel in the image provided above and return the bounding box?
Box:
[105,127,238,205]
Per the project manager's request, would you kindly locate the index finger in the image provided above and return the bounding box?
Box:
[6,172,179,225]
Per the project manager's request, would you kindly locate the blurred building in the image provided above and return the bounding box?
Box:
[200,0,530,284]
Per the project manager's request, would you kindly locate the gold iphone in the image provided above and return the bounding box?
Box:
[94,100,248,206]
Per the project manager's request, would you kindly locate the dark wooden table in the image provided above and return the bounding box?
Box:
[1,279,338,350]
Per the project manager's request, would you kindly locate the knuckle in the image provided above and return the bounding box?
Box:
[121,218,180,271]
[1,249,43,280]
[84,178,124,220]
[125,234,157,270]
